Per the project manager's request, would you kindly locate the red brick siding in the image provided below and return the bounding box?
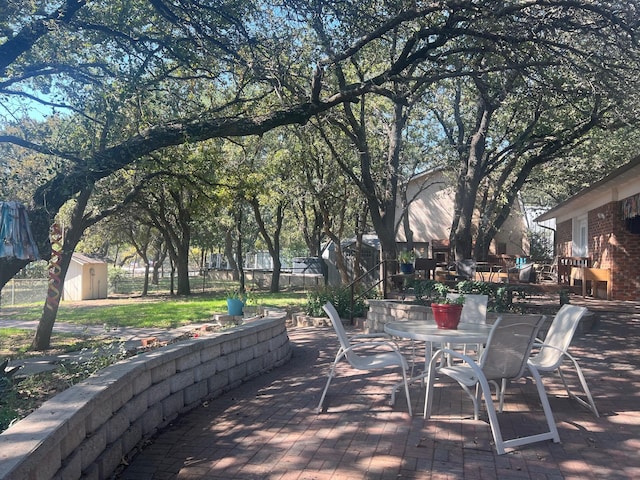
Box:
[606,201,640,300]
[588,205,615,269]
[556,219,572,257]
[555,201,640,301]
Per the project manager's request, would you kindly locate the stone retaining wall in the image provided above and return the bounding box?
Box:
[365,299,434,332]
[0,314,291,480]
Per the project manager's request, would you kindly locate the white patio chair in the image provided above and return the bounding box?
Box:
[444,293,488,360]
[528,304,599,417]
[317,302,413,416]
[424,313,560,455]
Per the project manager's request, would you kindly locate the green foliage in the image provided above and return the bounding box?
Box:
[57,343,130,387]
[306,287,371,318]
[434,294,465,305]
[449,280,535,312]
[225,288,245,301]
[398,250,416,263]
[0,390,19,432]
[108,266,128,293]
[455,280,495,296]
[410,279,441,304]
[527,230,553,262]
[0,359,21,396]
[14,261,48,279]
[0,359,22,432]
[410,280,464,304]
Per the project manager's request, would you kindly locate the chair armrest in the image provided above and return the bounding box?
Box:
[532,342,566,353]
[342,340,401,354]
[429,348,479,370]
[350,332,391,341]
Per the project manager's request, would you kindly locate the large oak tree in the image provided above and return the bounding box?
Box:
[2,0,640,288]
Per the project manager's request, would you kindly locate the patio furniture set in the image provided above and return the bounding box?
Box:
[317,299,599,455]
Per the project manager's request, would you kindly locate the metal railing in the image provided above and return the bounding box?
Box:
[346,259,395,323]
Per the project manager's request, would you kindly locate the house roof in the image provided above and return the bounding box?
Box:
[534,157,640,222]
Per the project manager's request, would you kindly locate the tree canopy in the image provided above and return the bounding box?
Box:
[2,0,640,286]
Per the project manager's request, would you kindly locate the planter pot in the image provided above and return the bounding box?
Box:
[431,304,463,329]
[400,263,414,274]
[226,298,244,316]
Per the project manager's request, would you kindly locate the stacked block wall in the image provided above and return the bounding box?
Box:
[0,314,291,480]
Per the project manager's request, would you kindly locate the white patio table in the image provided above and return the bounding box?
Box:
[384,321,493,382]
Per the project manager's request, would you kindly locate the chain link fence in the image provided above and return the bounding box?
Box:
[0,279,49,307]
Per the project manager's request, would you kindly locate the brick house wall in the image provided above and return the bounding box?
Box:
[557,201,639,301]
[543,158,640,301]
[556,219,572,257]
[607,200,640,300]
[588,203,615,269]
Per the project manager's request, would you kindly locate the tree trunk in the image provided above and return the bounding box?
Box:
[234,222,245,293]
[31,224,67,350]
[142,262,150,296]
[450,105,493,261]
[175,254,191,295]
[250,199,284,294]
[32,186,92,351]
[225,228,239,281]
[151,240,166,285]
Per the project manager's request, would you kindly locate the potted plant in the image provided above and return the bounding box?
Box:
[226,289,245,316]
[398,250,416,274]
[431,292,465,329]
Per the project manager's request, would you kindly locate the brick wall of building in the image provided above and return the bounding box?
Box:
[588,203,615,269]
[556,219,573,257]
[555,201,639,301]
[606,200,640,300]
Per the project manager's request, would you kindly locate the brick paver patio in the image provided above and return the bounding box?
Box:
[117,298,640,479]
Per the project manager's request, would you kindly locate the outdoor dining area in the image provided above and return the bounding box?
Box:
[317,296,599,456]
[119,294,639,479]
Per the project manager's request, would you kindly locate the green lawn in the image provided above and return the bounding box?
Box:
[1,291,309,329]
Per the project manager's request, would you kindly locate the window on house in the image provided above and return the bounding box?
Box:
[573,216,588,257]
[626,216,640,234]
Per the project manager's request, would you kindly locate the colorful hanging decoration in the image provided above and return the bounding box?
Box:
[622,192,640,220]
[46,223,64,311]
[0,201,40,260]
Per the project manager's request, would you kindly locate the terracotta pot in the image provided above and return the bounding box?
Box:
[431,304,463,329]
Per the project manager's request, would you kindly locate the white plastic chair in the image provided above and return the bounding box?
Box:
[317,302,413,416]
[424,313,559,455]
[528,304,599,417]
[446,293,488,325]
[445,293,488,358]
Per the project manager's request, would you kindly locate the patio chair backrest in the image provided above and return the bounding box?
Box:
[531,304,588,371]
[456,259,477,280]
[323,302,355,361]
[481,314,547,381]
[447,293,488,325]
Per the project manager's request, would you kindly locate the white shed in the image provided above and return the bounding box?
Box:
[63,253,108,301]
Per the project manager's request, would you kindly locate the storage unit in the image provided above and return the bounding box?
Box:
[63,253,108,301]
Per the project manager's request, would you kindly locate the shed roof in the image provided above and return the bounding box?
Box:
[71,252,106,265]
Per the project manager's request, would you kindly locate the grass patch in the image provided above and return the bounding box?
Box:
[0,290,309,432]
[1,291,308,328]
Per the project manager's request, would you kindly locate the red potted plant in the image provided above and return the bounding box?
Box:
[431,294,465,329]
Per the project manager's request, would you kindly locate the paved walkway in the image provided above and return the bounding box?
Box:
[111,298,639,480]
